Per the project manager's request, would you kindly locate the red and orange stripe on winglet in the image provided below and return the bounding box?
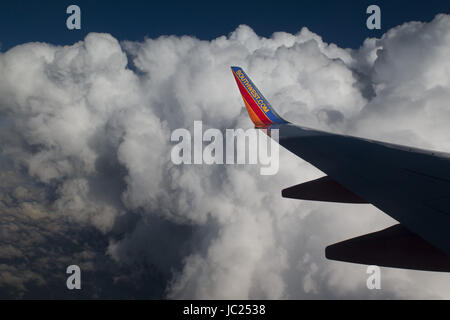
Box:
[231,66,287,128]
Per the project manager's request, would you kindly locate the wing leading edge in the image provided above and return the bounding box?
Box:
[231,66,450,271]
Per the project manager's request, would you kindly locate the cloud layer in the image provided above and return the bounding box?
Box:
[2,14,450,299]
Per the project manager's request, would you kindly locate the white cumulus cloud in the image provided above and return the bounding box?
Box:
[1,14,450,299]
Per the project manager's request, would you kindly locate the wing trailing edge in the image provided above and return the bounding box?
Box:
[282,176,367,203]
[326,224,450,272]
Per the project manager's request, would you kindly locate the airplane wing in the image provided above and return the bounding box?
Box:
[231,66,450,272]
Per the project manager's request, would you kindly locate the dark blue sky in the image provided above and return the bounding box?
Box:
[1,0,449,51]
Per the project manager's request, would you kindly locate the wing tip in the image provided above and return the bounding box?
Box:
[230,66,287,127]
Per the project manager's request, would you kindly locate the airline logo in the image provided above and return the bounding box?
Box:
[231,66,286,127]
[235,69,270,113]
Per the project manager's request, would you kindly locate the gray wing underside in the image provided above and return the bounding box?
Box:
[272,123,450,256]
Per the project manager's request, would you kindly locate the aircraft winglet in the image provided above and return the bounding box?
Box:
[231,66,287,128]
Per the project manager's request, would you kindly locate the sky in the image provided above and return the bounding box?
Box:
[2,1,450,300]
[1,0,450,50]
